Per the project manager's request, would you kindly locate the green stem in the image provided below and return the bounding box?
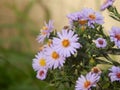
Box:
[106,48,120,55]
[97,83,103,90]
[108,6,120,22]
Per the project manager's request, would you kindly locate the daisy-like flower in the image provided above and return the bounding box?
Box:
[91,67,102,75]
[95,38,107,48]
[108,66,120,82]
[81,8,104,28]
[37,20,54,43]
[53,29,81,57]
[75,72,100,90]
[32,52,48,71]
[45,46,66,69]
[100,0,115,11]
[36,68,47,80]
[109,27,120,48]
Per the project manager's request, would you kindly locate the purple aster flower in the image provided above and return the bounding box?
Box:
[108,66,120,82]
[100,0,115,11]
[32,52,48,71]
[81,8,104,28]
[75,72,100,90]
[37,20,54,43]
[95,38,107,48]
[36,68,47,80]
[109,27,120,48]
[53,29,81,57]
[45,46,66,69]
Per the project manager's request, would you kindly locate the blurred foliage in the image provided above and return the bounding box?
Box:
[0,47,56,90]
[0,0,59,90]
[0,0,51,52]
[0,0,37,52]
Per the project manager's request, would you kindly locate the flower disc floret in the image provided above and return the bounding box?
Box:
[39,58,46,66]
[52,51,59,60]
[62,39,70,47]
[89,14,96,20]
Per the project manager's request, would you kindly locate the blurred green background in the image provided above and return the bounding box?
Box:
[0,0,55,90]
[0,0,120,90]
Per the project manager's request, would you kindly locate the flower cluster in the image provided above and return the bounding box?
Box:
[67,8,104,28]
[32,21,81,80]
[32,1,120,90]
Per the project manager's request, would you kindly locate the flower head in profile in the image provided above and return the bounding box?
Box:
[109,27,120,48]
[101,0,115,11]
[81,8,104,28]
[75,72,100,90]
[45,46,66,69]
[95,38,107,48]
[32,52,48,71]
[53,29,81,57]
[36,68,47,80]
[37,20,54,43]
[108,66,120,82]
[67,11,88,26]
[67,12,80,22]
[91,67,102,75]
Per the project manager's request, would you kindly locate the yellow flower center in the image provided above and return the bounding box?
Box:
[62,39,70,47]
[89,14,96,20]
[115,34,120,40]
[52,51,59,60]
[78,19,87,25]
[39,58,46,66]
[42,26,48,30]
[84,81,91,88]
[116,73,120,78]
